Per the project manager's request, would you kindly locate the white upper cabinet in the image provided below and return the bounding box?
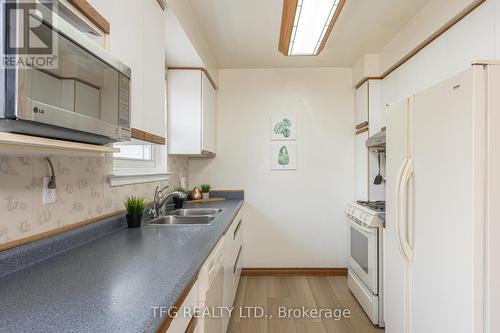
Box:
[87,0,166,138]
[201,72,216,154]
[354,79,384,201]
[167,69,217,156]
[141,0,167,137]
[355,81,369,125]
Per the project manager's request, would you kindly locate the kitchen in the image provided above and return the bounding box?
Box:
[0,0,498,332]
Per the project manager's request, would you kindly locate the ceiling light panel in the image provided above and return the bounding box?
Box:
[287,0,340,56]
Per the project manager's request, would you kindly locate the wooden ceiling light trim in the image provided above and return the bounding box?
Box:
[278,0,298,56]
[317,0,346,54]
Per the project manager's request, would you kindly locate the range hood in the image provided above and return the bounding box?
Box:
[366,130,386,149]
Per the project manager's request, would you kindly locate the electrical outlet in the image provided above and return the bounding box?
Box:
[43,176,56,205]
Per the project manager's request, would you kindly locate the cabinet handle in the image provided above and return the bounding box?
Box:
[233,219,242,240]
[233,246,242,274]
[184,316,197,333]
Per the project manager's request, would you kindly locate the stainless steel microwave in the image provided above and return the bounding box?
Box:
[0,1,131,145]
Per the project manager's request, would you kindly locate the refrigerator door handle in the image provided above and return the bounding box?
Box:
[397,158,414,262]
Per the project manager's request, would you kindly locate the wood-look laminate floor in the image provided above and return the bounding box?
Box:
[228,276,384,333]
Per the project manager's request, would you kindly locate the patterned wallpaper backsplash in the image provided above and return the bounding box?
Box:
[0,154,188,245]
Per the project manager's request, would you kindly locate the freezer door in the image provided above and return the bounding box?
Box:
[411,68,475,333]
[384,98,410,333]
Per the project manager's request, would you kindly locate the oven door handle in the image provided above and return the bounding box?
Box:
[348,219,376,236]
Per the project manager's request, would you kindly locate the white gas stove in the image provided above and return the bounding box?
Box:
[346,201,385,327]
[346,201,385,228]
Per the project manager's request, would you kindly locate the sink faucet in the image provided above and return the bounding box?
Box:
[149,185,187,218]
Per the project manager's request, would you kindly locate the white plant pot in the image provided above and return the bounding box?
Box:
[202,193,210,200]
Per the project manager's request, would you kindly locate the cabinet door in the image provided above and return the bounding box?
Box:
[355,81,369,125]
[201,72,216,153]
[141,0,166,137]
[167,70,202,154]
[222,235,234,332]
[367,80,382,135]
[355,131,369,201]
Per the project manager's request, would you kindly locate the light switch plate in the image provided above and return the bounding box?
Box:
[43,176,56,205]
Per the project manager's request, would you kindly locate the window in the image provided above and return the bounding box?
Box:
[109,139,169,186]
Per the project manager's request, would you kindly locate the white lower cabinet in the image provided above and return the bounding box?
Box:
[167,281,199,333]
[222,207,244,332]
[167,206,244,333]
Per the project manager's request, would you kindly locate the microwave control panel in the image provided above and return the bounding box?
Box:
[118,73,131,137]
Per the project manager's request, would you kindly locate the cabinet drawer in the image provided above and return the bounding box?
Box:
[227,218,243,266]
[233,246,243,297]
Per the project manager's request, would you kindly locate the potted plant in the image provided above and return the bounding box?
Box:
[173,187,187,208]
[200,184,211,200]
[124,196,146,228]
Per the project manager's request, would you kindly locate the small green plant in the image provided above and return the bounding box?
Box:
[200,184,211,193]
[174,187,187,193]
[124,196,147,216]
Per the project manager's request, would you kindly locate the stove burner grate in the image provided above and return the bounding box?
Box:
[356,200,386,212]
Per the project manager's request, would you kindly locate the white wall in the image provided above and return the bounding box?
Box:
[189,68,355,267]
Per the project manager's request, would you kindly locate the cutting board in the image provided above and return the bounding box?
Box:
[185,198,226,204]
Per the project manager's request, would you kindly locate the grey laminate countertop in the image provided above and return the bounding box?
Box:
[0,200,243,333]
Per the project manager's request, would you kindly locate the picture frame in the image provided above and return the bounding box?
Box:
[271,142,297,170]
[271,112,296,141]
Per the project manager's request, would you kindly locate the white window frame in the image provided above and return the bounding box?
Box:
[108,139,171,187]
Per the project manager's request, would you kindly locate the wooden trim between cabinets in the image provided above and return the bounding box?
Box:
[356,127,369,135]
[355,77,382,90]
[241,267,348,277]
[156,275,198,333]
[201,150,216,158]
[278,0,298,55]
[355,121,369,130]
[67,0,110,34]
[131,128,166,145]
[156,0,167,11]
[167,67,218,90]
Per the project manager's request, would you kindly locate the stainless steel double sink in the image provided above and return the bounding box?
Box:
[148,208,222,226]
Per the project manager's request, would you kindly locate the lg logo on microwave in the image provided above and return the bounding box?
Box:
[33,107,45,115]
[2,0,59,69]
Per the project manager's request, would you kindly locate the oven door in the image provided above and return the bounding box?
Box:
[348,217,378,294]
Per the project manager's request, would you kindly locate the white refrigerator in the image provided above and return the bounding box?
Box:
[385,62,500,333]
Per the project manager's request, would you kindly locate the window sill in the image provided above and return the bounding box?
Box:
[108,172,173,187]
